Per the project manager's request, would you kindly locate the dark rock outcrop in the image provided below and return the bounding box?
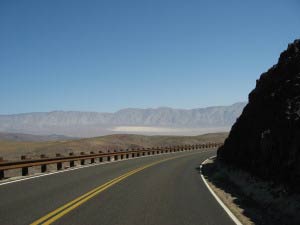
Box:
[218,39,300,191]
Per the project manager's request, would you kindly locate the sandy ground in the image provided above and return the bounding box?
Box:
[0,133,228,161]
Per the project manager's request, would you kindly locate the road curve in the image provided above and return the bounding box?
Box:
[0,150,235,225]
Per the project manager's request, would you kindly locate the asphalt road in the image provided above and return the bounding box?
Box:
[0,149,235,225]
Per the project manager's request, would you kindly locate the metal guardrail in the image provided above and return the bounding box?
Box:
[0,143,222,179]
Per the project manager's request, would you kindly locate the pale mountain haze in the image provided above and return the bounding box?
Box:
[0,102,246,137]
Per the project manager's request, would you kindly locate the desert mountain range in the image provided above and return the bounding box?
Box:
[0,102,246,137]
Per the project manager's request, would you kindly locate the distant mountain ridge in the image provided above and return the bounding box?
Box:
[0,102,246,137]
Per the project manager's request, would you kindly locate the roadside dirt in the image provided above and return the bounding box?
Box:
[202,158,300,225]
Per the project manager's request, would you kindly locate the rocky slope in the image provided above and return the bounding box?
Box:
[218,39,300,191]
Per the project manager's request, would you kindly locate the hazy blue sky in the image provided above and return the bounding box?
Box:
[0,0,299,114]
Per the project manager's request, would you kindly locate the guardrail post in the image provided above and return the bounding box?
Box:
[21,155,29,176]
[22,167,29,176]
[90,152,95,164]
[41,164,47,173]
[69,153,75,167]
[126,153,129,159]
[56,154,63,170]
[0,157,3,179]
[119,150,124,160]
[40,154,47,173]
[98,151,103,162]
[107,150,111,161]
[113,150,118,161]
[80,152,85,165]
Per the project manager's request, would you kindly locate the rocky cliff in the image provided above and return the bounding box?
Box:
[218,39,300,191]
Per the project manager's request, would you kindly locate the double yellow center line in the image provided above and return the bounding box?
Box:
[30,153,196,225]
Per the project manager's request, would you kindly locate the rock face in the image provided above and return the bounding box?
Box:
[218,39,300,190]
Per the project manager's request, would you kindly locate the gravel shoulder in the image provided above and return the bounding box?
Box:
[202,158,300,225]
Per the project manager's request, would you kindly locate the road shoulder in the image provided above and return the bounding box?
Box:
[201,157,300,225]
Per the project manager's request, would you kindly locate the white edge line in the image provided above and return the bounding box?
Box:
[0,149,204,186]
[200,156,243,225]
